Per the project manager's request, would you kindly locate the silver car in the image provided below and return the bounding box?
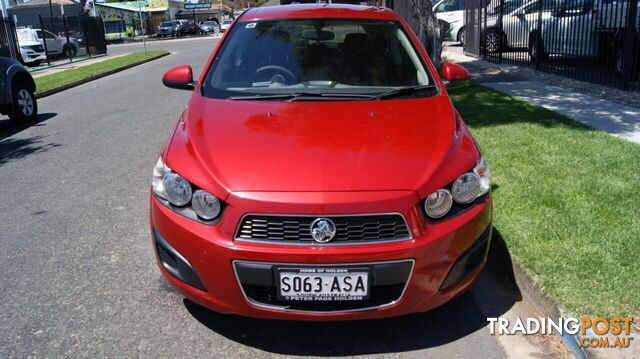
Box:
[199,21,220,34]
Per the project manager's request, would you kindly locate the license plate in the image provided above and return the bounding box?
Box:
[278,268,369,301]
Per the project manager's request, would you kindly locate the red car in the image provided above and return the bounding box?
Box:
[151,4,492,320]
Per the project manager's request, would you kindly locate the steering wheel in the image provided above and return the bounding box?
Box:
[254,65,296,84]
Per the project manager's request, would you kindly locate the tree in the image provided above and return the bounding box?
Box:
[409,0,443,68]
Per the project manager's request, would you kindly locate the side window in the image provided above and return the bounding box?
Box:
[561,0,593,14]
[435,0,457,12]
[44,31,56,39]
[456,0,465,11]
[524,1,539,14]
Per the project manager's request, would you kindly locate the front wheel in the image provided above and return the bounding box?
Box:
[8,83,37,123]
[528,33,548,62]
[457,27,466,46]
[63,44,77,58]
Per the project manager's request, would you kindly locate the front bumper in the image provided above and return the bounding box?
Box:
[150,190,492,320]
[21,51,46,63]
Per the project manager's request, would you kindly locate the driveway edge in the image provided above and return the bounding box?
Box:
[35,51,171,99]
[509,256,587,358]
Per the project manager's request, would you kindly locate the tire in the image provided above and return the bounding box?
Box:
[528,32,548,62]
[457,27,466,46]
[484,29,503,53]
[8,82,37,123]
[63,44,77,58]
[615,48,640,79]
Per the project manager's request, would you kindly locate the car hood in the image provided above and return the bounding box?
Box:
[169,93,470,193]
[18,40,40,46]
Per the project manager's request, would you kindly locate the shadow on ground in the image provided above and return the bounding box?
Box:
[0,113,57,142]
[182,228,522,356]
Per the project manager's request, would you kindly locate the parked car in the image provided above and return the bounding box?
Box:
[16,29,46,67]
[199,20,219,34]
[220,19,233,32]
[157,21,183,37]
[532,0,640,75]
[180,20,199,35]
[0,56,37,122]
[433,0,466,44]
[153,5,491,321]
[481,0,556,53]
[34,28,80,58]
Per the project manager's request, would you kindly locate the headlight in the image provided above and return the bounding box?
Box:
[474,157,491,196]
[422,157,490,219]
[163,173,192,207]
[452,157,491,204]
[452,173,481,204]
[152,157,223,221]
[424,189,453,218]
[191,190,221,220]
[152,157,169,199]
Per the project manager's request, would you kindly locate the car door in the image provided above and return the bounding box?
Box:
[504,0,540,48]
[434,0,463,39]
[558,0,595,56]
[40,30,61,54]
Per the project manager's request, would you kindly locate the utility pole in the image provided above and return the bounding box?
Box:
[137,0,147,55]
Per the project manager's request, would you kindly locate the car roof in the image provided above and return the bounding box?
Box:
[239,4,398,21]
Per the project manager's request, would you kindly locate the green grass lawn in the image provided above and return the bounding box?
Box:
[35,51,170,95]
[449,83,640,318]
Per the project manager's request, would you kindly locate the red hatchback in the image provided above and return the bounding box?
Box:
[151,4,492,320]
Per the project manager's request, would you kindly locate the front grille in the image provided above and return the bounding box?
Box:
[243,284,405,311]
[236,214,411,244]
[30,45,44,52]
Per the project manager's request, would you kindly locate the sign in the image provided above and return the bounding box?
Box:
[184,2,211,9]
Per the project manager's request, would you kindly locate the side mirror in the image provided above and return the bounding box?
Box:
[162,64,195,91]
[441,63,470,85]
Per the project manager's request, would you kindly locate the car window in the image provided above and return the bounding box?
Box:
[487,0,525,14]
[203,19,432,99]
[561,0,594,14]
[435,0,458,12]
[523,1,539,14]
[161,22,172,26]
[44,30,56,39]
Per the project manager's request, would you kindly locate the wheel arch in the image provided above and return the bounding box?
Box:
[6,69,36,105]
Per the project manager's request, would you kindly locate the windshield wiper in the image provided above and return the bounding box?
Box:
[373,85,438,100]
[228,92,376,101]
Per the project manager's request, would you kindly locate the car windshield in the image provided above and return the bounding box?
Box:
[223,20,233,24]
[161,22,172,27]
[204,21,216,25]
[203,19,432,99]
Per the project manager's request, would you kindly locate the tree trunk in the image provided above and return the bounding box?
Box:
[409,0,443,68]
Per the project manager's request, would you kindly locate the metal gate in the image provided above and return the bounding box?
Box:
[464,0,640,90]
[464,0,483,56]
[0,18,20,61]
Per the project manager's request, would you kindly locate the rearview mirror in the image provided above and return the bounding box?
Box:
[441,63,470,85]
[301,30,335,41]
[162,65,195,91]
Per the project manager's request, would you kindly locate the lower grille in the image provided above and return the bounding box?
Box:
[243,284,405,311]
[236,214,411,244]
[234,260,413,312]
